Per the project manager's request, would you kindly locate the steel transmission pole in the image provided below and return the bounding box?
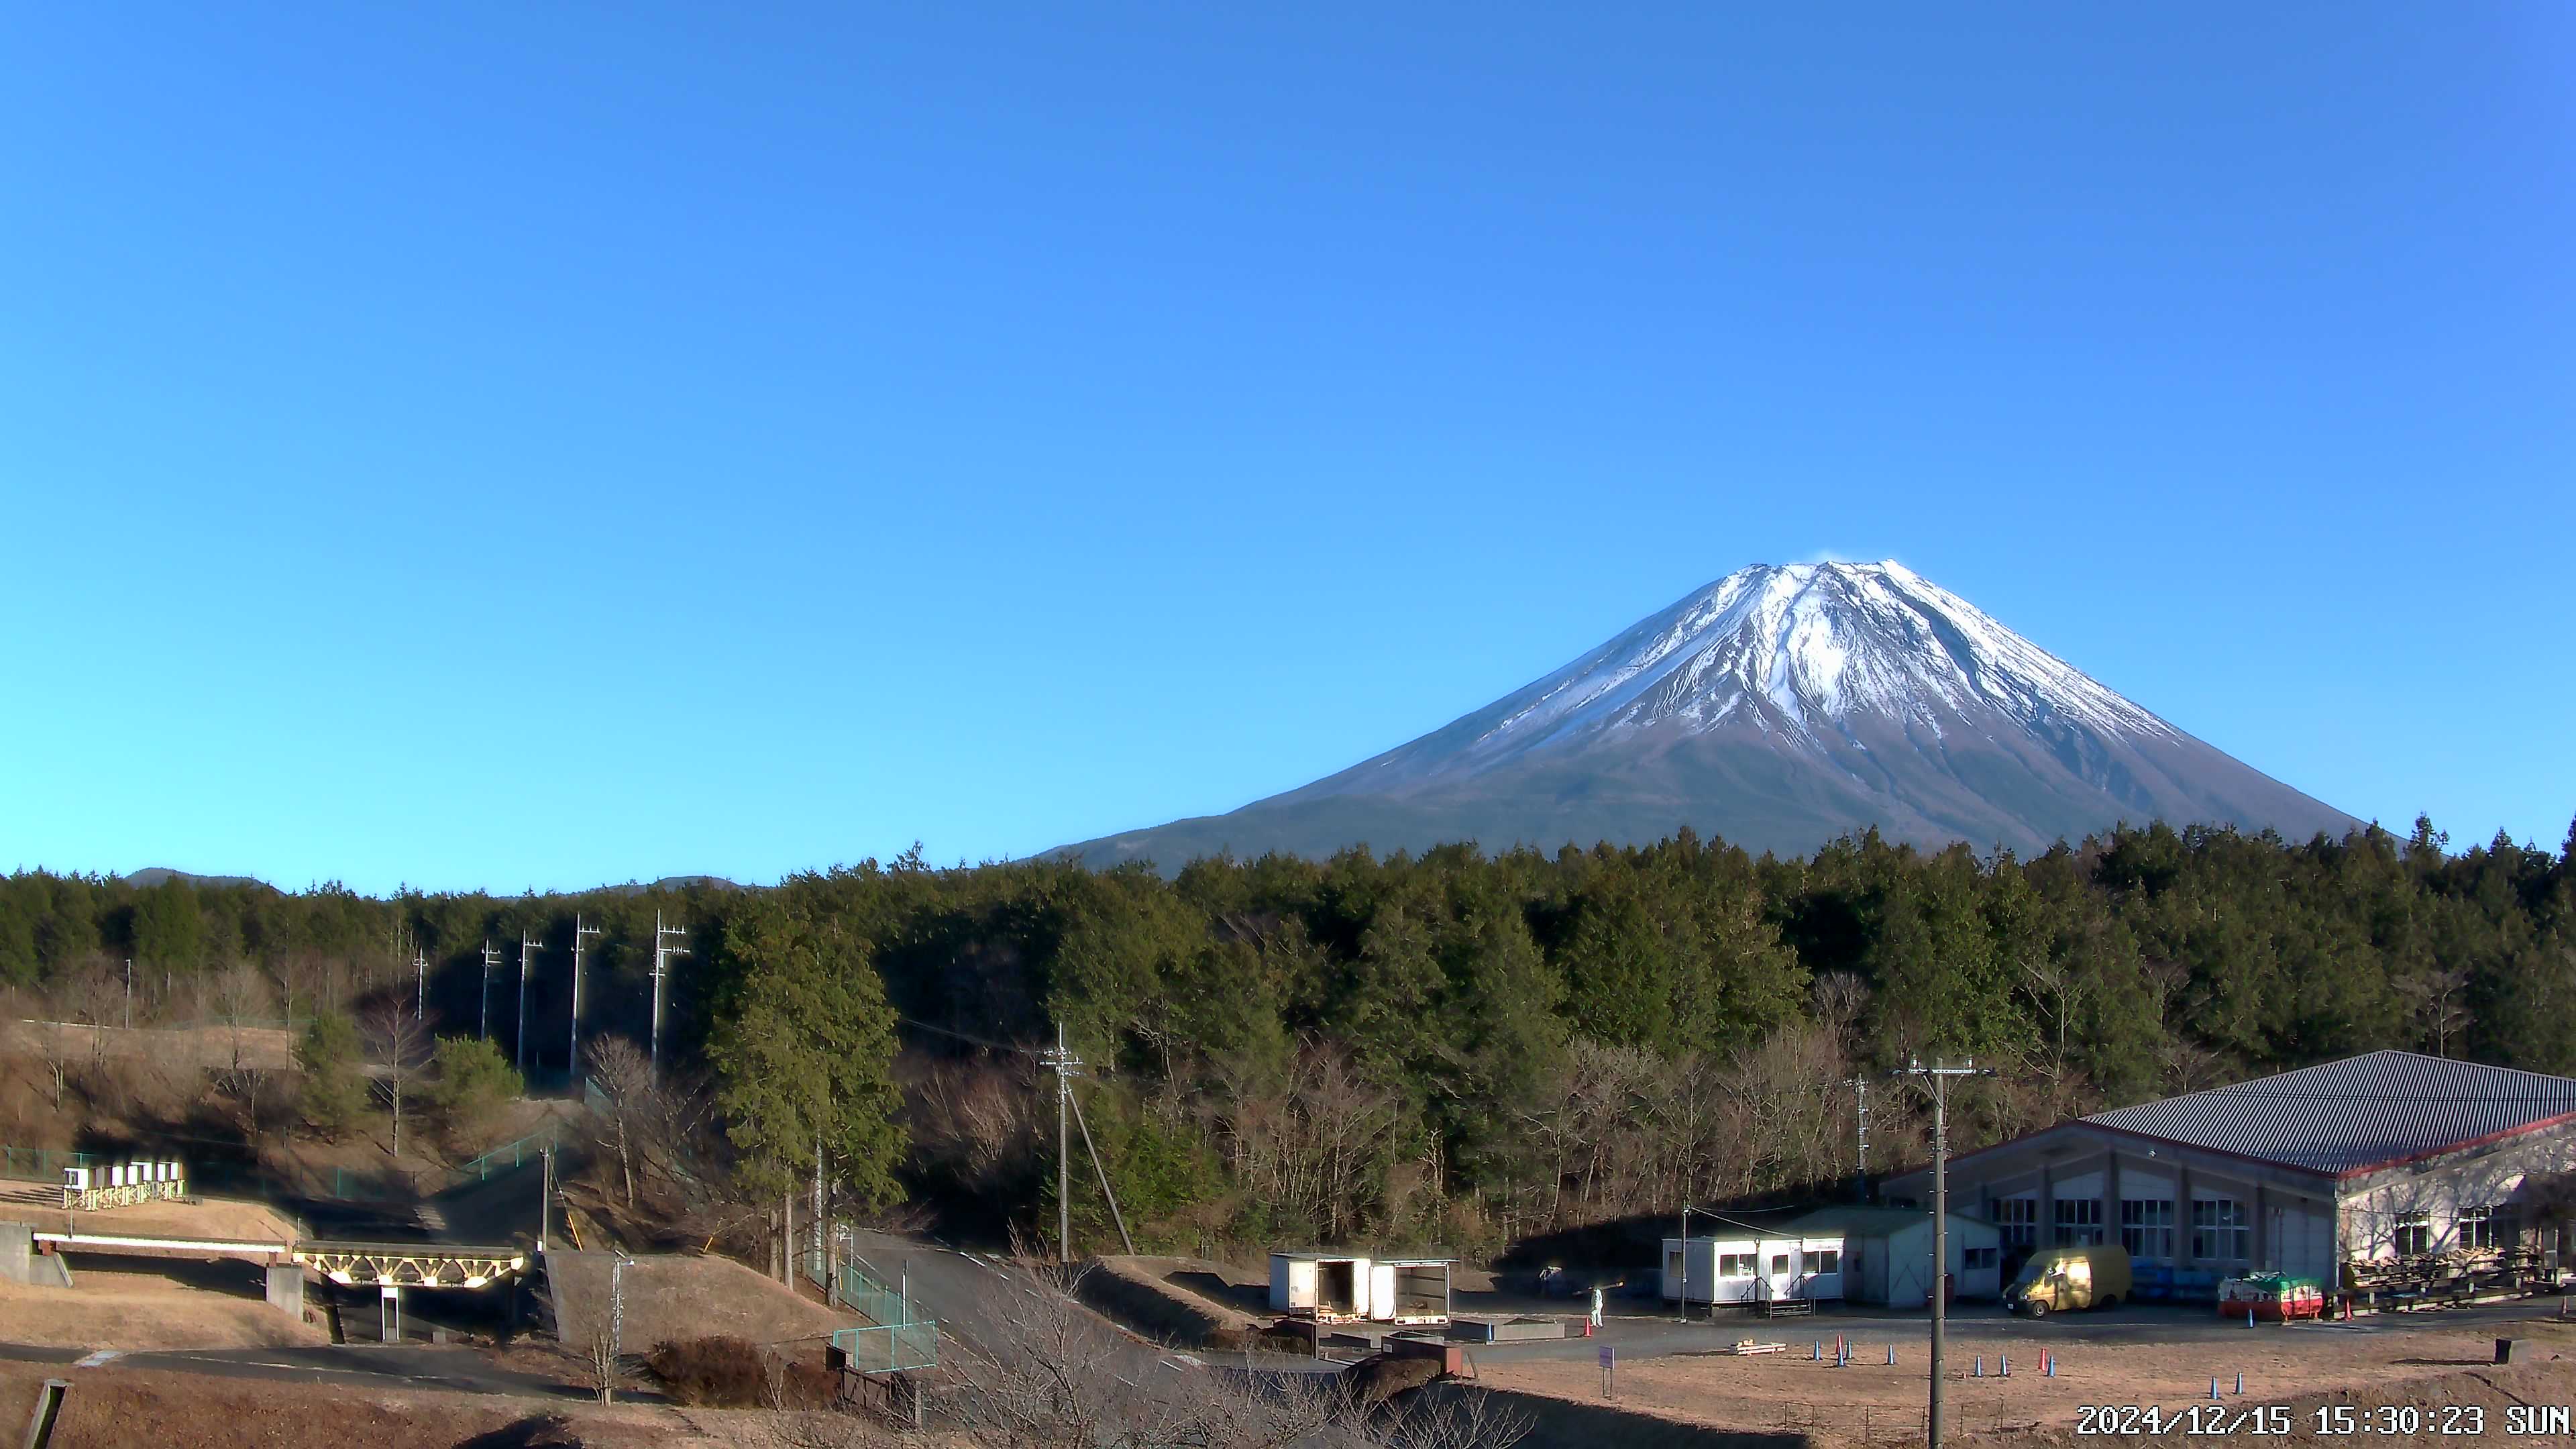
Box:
[649,913,689,1084]
[517,930,537,1076]
[568,915,601,1083]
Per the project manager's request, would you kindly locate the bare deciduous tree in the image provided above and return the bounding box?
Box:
[586,1036,655,1208]
[360,1000,432,1159]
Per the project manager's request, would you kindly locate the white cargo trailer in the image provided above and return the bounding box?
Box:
[1270,1252,1453,1324]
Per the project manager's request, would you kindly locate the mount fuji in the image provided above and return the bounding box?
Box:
[1065,561,2360,868]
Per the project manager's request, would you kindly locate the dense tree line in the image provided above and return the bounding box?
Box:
[5,815,2571,1256]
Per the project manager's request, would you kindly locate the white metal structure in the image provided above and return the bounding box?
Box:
[1269,1252,1452,1324]
[61,1160,185,1212]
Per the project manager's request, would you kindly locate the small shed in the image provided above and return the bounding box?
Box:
[1660,1230,1844,1307]
[1780,1206,2001,1307]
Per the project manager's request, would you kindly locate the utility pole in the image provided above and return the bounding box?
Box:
[123,958,132,1030]
[649,913,689,1083]
[1040,1022,1081,1264]
[568,915,601,1081]
[1896,1057,1994,1449]
[480,941,500,1041]
[414,951,428,1021]
[1676,1204,1697,1323]
[606,1251,631,1404]
[1845,1075,1872,1200]
[517,930,537,1076]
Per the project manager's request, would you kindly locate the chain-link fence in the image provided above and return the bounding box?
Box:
[0,1145,98,1183]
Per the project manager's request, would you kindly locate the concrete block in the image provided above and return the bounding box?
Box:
[0,1222,28,1284]
[266,1263,307,1319]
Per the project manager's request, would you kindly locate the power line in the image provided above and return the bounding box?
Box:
[894,1014,1036,1057]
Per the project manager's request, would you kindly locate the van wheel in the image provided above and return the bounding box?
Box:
[2095,1295,2118,1311]
[2023,1300,2049,1319]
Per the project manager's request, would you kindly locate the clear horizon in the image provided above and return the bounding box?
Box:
[6,5,2570,894]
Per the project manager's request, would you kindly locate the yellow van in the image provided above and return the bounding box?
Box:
[2006,1244,2132,1318]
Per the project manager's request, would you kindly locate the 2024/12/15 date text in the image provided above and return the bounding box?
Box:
[2078,1403,2574,1435]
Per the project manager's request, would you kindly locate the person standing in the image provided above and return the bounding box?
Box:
[1589,1284,1605,1331]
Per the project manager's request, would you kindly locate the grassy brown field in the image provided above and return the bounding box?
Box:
[546,1249,856,1352]
[0,1361,748,1449]
[0,1185,304,1244]
[0,1259,325,1351]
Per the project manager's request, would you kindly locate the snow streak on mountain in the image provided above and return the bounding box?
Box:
[1066,561,2359,869]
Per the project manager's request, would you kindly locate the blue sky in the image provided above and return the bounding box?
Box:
[4,4,2570,894]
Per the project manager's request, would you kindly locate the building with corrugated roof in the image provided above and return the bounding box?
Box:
[1777,1205,2003,1307]
[1879,1051,2576,1298]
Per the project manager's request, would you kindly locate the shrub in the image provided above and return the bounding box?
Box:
[646,1336,837,1408]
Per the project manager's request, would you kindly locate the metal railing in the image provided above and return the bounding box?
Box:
[809,1242,939,1373]
[453,1128,556,1185]
[308,1128,557,1202]
[831,1320,941,1375]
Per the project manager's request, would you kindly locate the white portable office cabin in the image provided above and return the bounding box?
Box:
[1660,1232,1844,1307]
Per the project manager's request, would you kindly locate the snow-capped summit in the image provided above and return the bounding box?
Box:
[1065,562,2358,868]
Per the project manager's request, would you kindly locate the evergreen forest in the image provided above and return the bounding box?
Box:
[4,816,2571,1258]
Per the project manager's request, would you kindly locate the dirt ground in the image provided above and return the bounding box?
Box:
[0,1360,766,1449]
[0,1258,325,1350]
[0,1185,304,1244]
[548,1250,856,1352]
[1477,1315,2576,1445]
[0,1019,297,1072]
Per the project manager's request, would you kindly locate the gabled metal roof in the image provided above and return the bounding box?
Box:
[2082,1051,2576,1176]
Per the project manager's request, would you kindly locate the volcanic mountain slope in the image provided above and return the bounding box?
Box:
[1065,561,2361,869]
